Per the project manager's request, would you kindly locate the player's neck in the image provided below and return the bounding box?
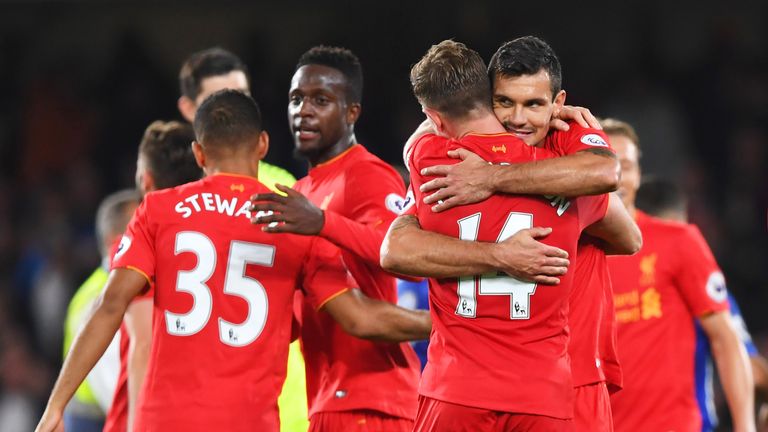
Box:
[203,157,260,179]
[309,134,357,167]
[453,113,507,139]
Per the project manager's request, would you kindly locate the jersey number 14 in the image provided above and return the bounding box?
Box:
[456,212,537,320]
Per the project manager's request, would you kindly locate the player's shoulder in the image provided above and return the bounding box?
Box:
[140,178,209,215]
[641,212,706,247]
[410,133,448,157]
[145,178,205,200]
[548,122,609,146]
[346,144,403,179]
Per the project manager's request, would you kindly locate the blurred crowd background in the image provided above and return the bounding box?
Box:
[0,1,766,430]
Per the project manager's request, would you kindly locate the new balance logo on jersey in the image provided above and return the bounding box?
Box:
[544,195,571,216]
[492,144,507,153]
[175,193,252,219]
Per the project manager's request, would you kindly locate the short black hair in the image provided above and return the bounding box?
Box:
[179,47,249,100]
[296,46,363,104]
[139,121,202,190]
[193,89,263,156]
[488,36,562,98]
[636,176,687,218]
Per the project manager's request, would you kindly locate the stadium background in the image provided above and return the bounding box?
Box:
[0,0,766,430]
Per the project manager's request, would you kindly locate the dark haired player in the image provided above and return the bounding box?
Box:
[251,45,423,431]
[178,47,295,190]
[35,90,430,432]
[388,39,636,431]
[385,36,636,431]
[178,48,309,432]
[603,118,755,432]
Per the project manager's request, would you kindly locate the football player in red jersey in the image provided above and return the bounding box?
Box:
[102,120,202,432]
[383,36,636,431]
[603,118,755,432]
[250,46,424,432]
[382,39,638,432]
[35,90,430,432]
[115,47,306,432]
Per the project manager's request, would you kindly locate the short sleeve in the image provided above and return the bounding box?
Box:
[345,161,407,228]
[111,198,156,284]
[545,123,615,156]
[406,134,446,216]
[301,237,355,310]
[575,194,610,231]
[400,186,416,216]
[672,225,729,317]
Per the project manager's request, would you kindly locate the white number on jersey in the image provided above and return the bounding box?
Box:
[456,212,537,320]
[166,231,274,347]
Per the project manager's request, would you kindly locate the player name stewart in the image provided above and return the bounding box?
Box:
[175,193,254,219]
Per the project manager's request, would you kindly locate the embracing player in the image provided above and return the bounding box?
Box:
[382,39,637,431]
[384,36,638,431]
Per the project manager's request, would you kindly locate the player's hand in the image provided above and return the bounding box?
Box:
[35,408,64,432]
[250,184,325,235]
[550,105,602,131]
[491,227,569,285]
[420,148,494,212]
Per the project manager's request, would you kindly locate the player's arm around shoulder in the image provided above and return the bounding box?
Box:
[321,287,431,342]
[584,193,642,255]
[699,311,756,432]
[36,268,149,432]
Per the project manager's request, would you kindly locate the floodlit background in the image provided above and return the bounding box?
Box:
[0,1,766,430]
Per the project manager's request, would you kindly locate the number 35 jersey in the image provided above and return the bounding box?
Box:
[407,133,608,419]
[112,173,350,432]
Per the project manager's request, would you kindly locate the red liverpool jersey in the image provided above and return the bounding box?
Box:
[542,123,620,388]
[295,144,421,420]
[111,173,350,432]
[569,239,614,387]
[102,323,128,432]
[543,121,613,157]
[408,133,608,419]
[103,287,153,432]
[607,211,729,432]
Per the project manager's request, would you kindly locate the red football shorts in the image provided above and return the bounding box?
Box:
[573,382,613,432]
[413,396,574,432]
[309,410,413,432]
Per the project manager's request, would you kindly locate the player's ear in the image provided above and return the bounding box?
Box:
[141,171,156,194]
[191,141,206,168]
[256,131,269,161]
[346,102,361,125]
[178,96,197,123]
[552,90,566,118]
[422,107,444,135]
